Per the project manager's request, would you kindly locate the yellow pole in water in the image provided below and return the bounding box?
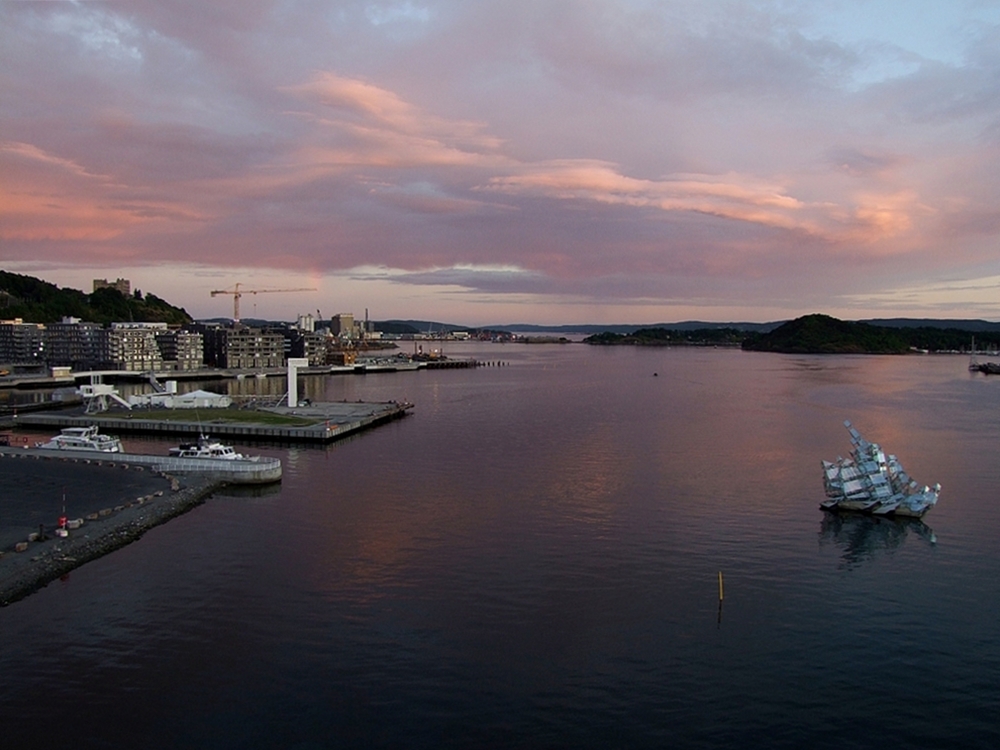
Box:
[718,571,724,601]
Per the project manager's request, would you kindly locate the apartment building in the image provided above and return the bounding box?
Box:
[44,317,105,370]
[155,329,204,371]
[0,318,46,365]
[104,322,166,371]
[200,325,285,369]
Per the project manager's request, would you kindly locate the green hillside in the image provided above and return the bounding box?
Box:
[741,314,911,354]
[584,327,746,346]
[0,271,192,325]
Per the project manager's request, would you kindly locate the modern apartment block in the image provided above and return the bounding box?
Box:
[0,318,46,365]
[199,325,285,369]
[44,317,105,369]
[285,329,327,366]
[104,322,167,371]
[155,329,205,371]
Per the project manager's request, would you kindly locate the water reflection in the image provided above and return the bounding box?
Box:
[212,482,283,500]
[818,511,937,569]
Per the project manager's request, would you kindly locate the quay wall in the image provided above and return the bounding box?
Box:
[0,358,480,390]
[0,447,282,484]
[11,400,413,444]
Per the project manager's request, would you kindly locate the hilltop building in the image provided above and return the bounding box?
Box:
[93,278,131,296]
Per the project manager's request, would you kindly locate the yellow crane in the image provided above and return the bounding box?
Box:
[210,283,316,323]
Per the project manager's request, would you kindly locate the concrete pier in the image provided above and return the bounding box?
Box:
[10,400,413,444]
[0,447,283,484]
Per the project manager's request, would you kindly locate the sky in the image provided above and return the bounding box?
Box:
[4,1,1000,325]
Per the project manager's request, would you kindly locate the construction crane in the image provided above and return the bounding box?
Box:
[210,283,316,323]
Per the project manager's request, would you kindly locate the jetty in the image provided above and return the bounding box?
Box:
[0,453,222,606]
[9,400,413,444]
[0,446,283,484]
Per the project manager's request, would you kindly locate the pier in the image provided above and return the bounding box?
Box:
[0,457,222,606]
[9,400,413,444]
[0,447,283,484]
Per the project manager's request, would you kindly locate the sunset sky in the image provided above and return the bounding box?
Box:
[4,1,1000,325]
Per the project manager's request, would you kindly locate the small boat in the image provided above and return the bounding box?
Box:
[37,425,124,453]
[820,421,940,518]
[169,434,255,461]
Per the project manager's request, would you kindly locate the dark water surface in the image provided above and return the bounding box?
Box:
[2,344,999,749]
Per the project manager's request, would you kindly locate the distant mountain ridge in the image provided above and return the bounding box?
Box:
[862,318,1000,332]
[379,318,1000,336]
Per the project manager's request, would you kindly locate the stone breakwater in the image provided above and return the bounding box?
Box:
[0,477,223,607]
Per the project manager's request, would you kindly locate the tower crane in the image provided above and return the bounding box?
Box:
[210,282,316,323]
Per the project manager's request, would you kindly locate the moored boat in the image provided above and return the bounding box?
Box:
[820,421,940,518]
[37,425,124,453]
[169,434,255,461]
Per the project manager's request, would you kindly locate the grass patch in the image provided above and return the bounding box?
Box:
[96,407,319,427]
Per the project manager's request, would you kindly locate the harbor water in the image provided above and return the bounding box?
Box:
[2,342,999,749]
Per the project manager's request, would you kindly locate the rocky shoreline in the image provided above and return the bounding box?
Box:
[0,476,223,607]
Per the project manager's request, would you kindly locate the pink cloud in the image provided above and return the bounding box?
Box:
[0,141,207,242]
[4,2,1000,322]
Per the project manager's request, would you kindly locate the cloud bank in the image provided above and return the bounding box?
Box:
[3,0,1000,323]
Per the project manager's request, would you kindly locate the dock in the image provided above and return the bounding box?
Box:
[0,447,283,484]
[9,400,413,444]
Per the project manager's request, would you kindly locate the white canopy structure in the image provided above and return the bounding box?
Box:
[128,387,231,409]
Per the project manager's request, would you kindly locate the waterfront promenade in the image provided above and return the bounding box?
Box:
[0,356,480,392]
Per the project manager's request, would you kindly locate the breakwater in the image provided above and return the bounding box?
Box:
[0,474,221,607]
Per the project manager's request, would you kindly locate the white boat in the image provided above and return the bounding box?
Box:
[169,434,254,461]
[36,425,124,453]
[821,421,940,518]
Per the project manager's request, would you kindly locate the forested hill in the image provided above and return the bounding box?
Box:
[741,314,996,354]
[0,271,192,325]
[581,315,998,353]
[584,327,747,346]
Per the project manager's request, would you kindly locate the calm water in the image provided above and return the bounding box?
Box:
[2,343,1000,749]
